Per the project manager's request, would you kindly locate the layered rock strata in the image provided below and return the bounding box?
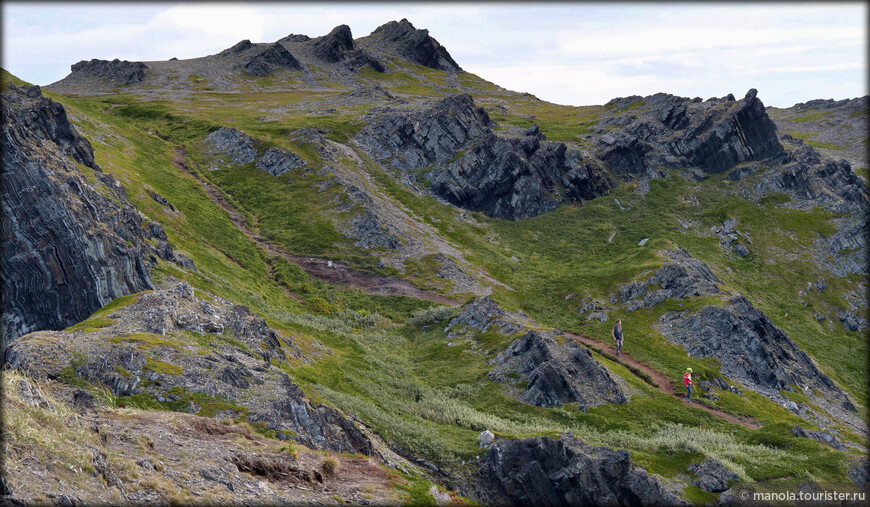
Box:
[595,89,783,176]
[2,84,190,342]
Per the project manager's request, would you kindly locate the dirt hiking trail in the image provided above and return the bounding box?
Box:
[171,146,458,306]
[564,330,762,429]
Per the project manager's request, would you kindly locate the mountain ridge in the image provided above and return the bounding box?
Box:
[2,17,867,505]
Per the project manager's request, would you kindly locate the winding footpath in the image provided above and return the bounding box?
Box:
[171,145,759,430]
[171,146,458,305]
[564,330,762,429]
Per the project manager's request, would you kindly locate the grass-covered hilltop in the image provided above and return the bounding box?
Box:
[2,19,867,505]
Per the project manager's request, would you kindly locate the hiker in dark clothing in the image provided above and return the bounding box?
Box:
[612,320,623,357]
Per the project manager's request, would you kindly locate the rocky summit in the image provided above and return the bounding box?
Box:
[2,15,867,507]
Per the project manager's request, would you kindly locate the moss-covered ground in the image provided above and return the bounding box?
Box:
[10,62,863,501]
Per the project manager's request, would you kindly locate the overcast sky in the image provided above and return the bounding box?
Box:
[2,2,866,107]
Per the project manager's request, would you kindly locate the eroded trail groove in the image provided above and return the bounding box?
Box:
[171,146,459,306]
[564,330,762,429]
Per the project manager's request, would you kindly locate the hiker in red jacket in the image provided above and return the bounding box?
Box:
[684,368,694,402]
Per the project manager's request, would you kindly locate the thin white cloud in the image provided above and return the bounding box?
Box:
[1,2,865,106]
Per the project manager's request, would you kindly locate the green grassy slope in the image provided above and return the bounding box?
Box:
[13,60,866,501]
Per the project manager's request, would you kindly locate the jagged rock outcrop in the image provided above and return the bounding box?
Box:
[5,282,374,455]
[242,43,302,76]
[444,296,529,338]
[311,25,355,62]
[762,142,867,212]
[473,434,685,506]
[447,297,628,409]
[432,126,613,220]
[367,19,461,72]
[307,25,385,73]
[619,248,721,311]
[687,458,739,493]
[752,138,868,277]
[2,84,190,342]
[595,89,783,177]
[255,147,305,176]
[204,127,256,166]
[358,93,493,171]
[219,39,254,56]
[69,58,148,85]
[205,127,308,178]
[489,330,628,409]
[656,295,855,413]
[358,94,613,220]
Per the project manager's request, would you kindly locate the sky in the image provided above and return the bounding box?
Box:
[2,2,866,107]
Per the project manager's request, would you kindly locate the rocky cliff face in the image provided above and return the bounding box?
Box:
[357,94,614,220]
[5,282,374,455]
[594,89,783,177]
[473,434,685,506]
[364,18,461,72]
[1,84,191,343]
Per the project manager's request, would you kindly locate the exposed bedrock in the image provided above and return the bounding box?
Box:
[308,25,385,73]
[69,58,148,85]
[656,295,855,413]
[448,297,628,409]
[357,94,613,220]
[242,43,303,76]
[430,127,613,220]
[368,18,461,72]
[2,84,190,343]
[311,25,356,62]
[5,282,373,456]
[619,248,722,311]
[489,330,628,409]
[473,434,685,506]
[596,89,784,176]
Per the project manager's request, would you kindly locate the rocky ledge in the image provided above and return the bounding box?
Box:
[5,282,376,456]
[473,434,685,506]
[2,84,191,342]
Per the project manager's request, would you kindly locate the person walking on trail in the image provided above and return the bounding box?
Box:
[684,368,694,402]
[612,320,624,357]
